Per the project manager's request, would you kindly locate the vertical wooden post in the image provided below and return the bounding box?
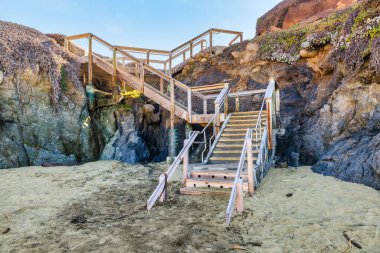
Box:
[201,41,204,52]
[236,179,244,213]
[64,38,69,51]
[146,50,150,65]
[159,174,166,203]
[164,62,167,74]
[88,34,93,86]
[112,47,117,86]
[235,96,240,112]
[209,30,213,54]
[266,98,273,150]
[169,53,173,76]
[240,33,243,43]
[215,102,220,135]
[203,99,207,114]
[190,40,193,58]
[83,73,86,85]
[224,83,229,115]
[187,89,192,123]
[247,137,254,195]
[139,62,144,93]
[135,63,139,78]
[182,139,189,184]
[183,52,186,62]
[170,79,175,129]
[160,77,164,92]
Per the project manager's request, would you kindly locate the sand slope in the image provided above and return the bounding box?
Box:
[0,162,379,252]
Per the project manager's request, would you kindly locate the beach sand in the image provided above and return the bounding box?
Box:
[0,161,379,252]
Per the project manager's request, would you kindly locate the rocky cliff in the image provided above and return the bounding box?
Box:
[176,0,380,189]
[0,21,174,168]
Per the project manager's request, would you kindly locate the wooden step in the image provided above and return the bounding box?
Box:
[190,170,248,180]
[213,149,259,154]
[227,123,263,128]
[180,187,231,195]
[185,178,248,191]
[232,111,266,115]
[209,157,257,162]
[228,119,264,123]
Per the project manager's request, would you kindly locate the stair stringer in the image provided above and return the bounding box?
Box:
[203,113,232,164]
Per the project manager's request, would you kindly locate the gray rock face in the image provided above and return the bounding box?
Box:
[0,69,96,168]
[312,131,380,189]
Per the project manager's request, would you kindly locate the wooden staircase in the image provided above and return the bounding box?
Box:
[179,110,266,196]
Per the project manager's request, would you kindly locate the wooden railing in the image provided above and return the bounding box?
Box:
[116,28,243,75]
[147,131,199,210]
[64,33,231,124]
[225,79,279,224]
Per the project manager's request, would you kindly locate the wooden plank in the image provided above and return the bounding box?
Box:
[266,98,273,150]
[190,83,227,92]
[170,79,175,129]
[183,139,189,184]
[88,34,93,85]
[209,30,213,54]
[187,89,192,123]
[92,35,114,50]
[247,138,254,195]
[236,179,244,213]
[117,46,170,55]
[228,34,240,46]
[211,28,243,36]
[171,29,211,53]
[66,33,91,40]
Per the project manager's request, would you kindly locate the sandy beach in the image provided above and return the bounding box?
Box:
[0,161,379,253]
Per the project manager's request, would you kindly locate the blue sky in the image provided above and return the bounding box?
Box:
[0,0,282,50]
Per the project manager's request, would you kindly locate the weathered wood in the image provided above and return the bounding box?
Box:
[146,50,150,65]
[88,34,93,85]
[235,96,240,112]
[190,83,226,92]
[139,62,144,93]
[159,174,166,203]
[92,35,114,50]
[112,47,117,86]
[190,40,193,58]
[187,89,192,123]
[236,179,244,213]
[203,99,207,114]
[266,98,272,150]
[160,77,164,92]
[66,33,91,40]
[209,30,213,54]
[117,46,170,55]
[247,138,254,195]
[228,34,240,46]
[170,79,175,129]
[183,139,189,184]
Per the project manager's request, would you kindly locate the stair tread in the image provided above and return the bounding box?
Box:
[213,149,259,153]
[180,187,231,195]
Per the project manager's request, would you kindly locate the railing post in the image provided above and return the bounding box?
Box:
[190,40,193,58]
[64,38,69,51]
[169,52,173,76]
[266,97,273,150]
[159,174,166,203]
[182,139,189,184]
[112,47,117,86]
[160,77,164,92]
[235,96,240,112]
[146,50,150,65]
[240,33,243,43]
[187,89,192,123]
[170,79,175,129]
[183,52,186,62]
[247,136,254,195]
[236,179,244,213]
[201,41,204,52]
[139,62,144,93]
[215,102,220,135]
[203,99,207,114]
[209,30,213,54]
[88,34,93,86]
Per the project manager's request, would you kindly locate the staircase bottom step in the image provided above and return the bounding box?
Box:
[180,187,231,196]
[185,179,248,191]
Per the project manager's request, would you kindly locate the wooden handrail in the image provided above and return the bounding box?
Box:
[226,128,251,224]
[147,131,199,210]
[66,33,91,40]
[117,46,170,55]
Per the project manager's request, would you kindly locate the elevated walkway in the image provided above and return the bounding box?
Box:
[65,29,243,124]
